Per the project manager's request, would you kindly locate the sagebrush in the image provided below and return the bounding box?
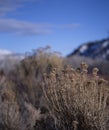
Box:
[43,62,109,130]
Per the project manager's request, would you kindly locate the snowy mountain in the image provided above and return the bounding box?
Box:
[68,38,109,60]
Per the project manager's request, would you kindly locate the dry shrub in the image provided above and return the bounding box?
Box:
[0,47,64,130]
[23,102,41,129]
[11,46,63,107]
[43,63,109,130]
[0,75,41,130]
[34,114,57,130]
[0,102,26,130]
[0,102,41,130]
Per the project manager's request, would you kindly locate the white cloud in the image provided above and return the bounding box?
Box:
[0,0,34,15]
[0,7,14,15]
[0,49,12,55]
[0,18,80,36]
[0,0,32,6]
[0,19,50,35]
[42,23,80,29]
[0,0,80,35]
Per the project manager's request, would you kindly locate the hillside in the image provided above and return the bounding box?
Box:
[68,38,109,60]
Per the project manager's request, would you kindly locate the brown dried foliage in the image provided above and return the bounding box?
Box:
[43,62,109,130]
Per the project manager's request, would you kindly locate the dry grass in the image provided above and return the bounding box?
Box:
[43,62,109,130]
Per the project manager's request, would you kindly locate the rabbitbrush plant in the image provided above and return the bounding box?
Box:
[43,63,109,130]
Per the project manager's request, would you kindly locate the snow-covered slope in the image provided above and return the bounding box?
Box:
[68,38,109,60]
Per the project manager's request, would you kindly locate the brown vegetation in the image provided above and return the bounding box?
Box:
[43,62,109,130]
[0,47,108,130]
[0,47,63,130]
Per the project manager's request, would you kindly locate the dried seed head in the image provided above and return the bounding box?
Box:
[81,62,88,70]
[92,67,99,76]
[70,67,75,72]
[52,70,55,74]
[98,78,108,84]
[50,72,55,77]
[93,67,99,72]
[83,69,88,74]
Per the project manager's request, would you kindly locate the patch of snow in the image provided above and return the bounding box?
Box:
[106,49,109,55]
[102,54,106,59]
[79,45,88,53]
[102,41,109,48]
[0,49,25,60]
[0,49,12,55]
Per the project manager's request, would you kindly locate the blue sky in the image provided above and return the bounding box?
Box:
[0,0,109,56]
